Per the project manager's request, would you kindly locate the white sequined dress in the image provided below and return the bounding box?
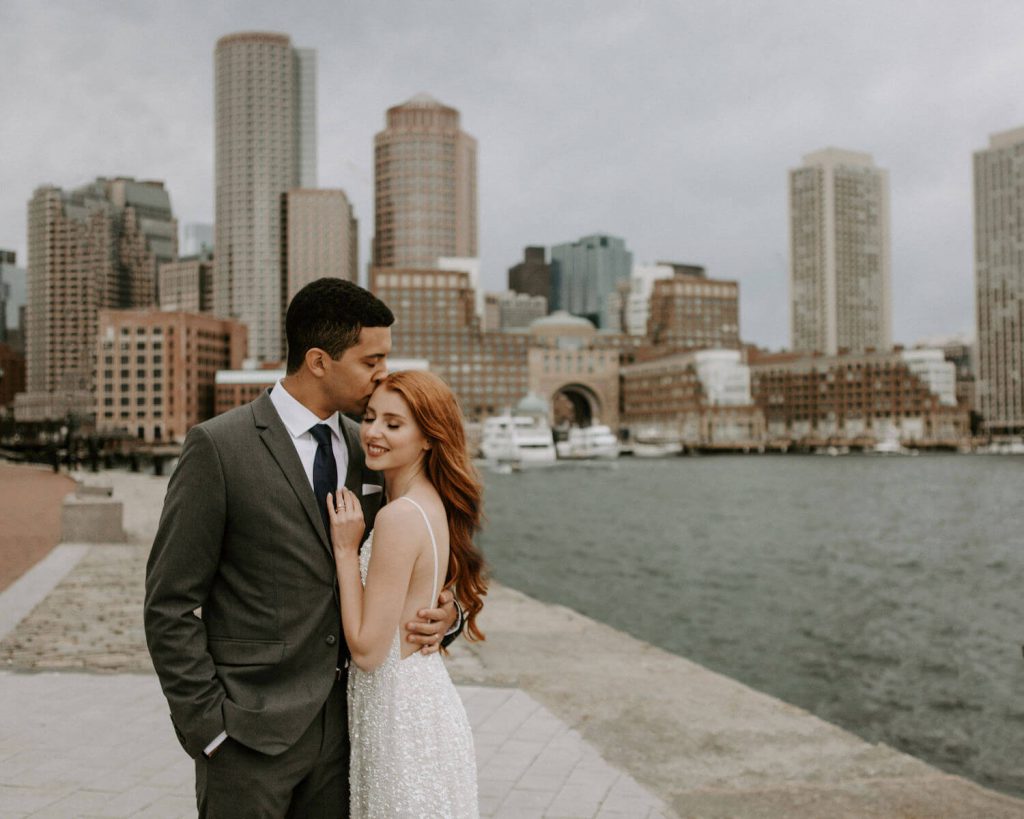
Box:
[347,496,479,818]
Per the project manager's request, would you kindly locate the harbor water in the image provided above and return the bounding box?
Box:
[478,454,1024,797]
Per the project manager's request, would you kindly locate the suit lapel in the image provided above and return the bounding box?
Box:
[251,392,333,555]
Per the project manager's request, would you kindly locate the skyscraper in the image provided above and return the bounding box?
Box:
[974,126,1024,436]
[285,189,358,300]
[0,249,25,346]
[550,234,633,328]
[789,148,891,355]
[214,32,316,363]
[508,246,552,303]
[15,178,176,421]
[372,94,477,269]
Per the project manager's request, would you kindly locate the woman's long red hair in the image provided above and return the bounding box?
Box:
[379,370,487,641]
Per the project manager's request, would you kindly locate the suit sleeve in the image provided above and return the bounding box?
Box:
[143,424,228,758]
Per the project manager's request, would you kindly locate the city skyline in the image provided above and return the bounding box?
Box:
[4,2,1024,349]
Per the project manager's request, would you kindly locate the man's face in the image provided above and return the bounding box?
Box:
[324,326,392,415]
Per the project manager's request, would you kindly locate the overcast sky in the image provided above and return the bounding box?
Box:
[3,0,1023,348]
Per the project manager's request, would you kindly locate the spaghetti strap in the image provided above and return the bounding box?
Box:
[396,496,440,609]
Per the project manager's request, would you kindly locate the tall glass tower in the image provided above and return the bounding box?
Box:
[214,32,316,363]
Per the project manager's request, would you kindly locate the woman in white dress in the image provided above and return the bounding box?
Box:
[327,369,486,818]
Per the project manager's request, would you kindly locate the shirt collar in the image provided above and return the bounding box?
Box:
[270,380,342,442]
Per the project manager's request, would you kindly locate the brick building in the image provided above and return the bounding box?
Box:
[369,267,529,419]
[96,310,246,442]
[647,272,740,352]
[748,348,968,445]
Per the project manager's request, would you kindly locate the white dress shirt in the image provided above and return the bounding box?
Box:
[269,379,350,491]
[204,380,349,758]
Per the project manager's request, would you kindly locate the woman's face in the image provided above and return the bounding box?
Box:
[361,385,430,472]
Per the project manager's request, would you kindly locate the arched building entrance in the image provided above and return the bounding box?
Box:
[526,310,621,432]
[552,383,601,427]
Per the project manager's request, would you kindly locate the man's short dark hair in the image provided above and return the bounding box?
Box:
[285,278,394,373]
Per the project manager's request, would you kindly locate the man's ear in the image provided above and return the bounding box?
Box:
[304,347,329,376]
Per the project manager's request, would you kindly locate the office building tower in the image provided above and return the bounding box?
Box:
[550,234,633,328]
[15,178,176,422]
[285,189,357,300]
[214,32,316,363]
[508,246,552,303]
[96,309,246,442]
[483,291,547,331]
[647,269,740,351]
[0,249,27,346]
[159,255,213,313]
[789,148,891,355]
[974,126,1024,436]
[372,95,477,269]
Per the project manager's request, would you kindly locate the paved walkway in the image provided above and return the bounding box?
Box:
[5,466,1024,817]
[0,466,670,818]
[0,672,665,818]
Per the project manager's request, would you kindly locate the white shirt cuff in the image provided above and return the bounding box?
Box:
[203,730,228,757]
[445,598,464,637]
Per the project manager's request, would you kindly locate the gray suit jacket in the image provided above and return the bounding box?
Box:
[144,391,384,758]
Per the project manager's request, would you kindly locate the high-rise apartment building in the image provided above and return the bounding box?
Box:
[369,268,528,419]
[15,178,176,422]
[508,246,552,303]
[0,250,25,347]
[789,148,891,355]
[285,189,358,300]
[550,234,633,328]
[214,32,316,363]
[96,309,246,442]
[372,95,477,269]
[974,126,1024,436]
[159,255,213,313]
[647,270,740,351]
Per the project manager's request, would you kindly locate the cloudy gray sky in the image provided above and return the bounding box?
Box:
[3,0,1023,348]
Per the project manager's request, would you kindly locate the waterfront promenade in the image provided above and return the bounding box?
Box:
[1,466,1023,817]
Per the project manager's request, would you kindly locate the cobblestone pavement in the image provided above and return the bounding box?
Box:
[1,546,151,673]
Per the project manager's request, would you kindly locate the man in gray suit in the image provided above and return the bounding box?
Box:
[144,278,460,817]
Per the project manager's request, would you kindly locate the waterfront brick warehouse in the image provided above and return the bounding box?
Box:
[0,463,75,591]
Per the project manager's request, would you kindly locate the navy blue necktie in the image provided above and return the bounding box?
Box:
[310,424,338,536]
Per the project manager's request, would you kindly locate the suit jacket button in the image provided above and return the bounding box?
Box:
[326,635,337,646]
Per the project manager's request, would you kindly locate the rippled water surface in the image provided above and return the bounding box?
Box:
[478,455,1024,797]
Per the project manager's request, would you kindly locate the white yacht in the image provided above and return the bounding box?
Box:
[480,415,557,465]
[631,427,683,458]
[870,433,912,455]
[555,425,620,460]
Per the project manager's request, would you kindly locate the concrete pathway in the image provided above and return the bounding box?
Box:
[4,467,1024,817]
[0,672,666,818]
[0,467,669,818]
